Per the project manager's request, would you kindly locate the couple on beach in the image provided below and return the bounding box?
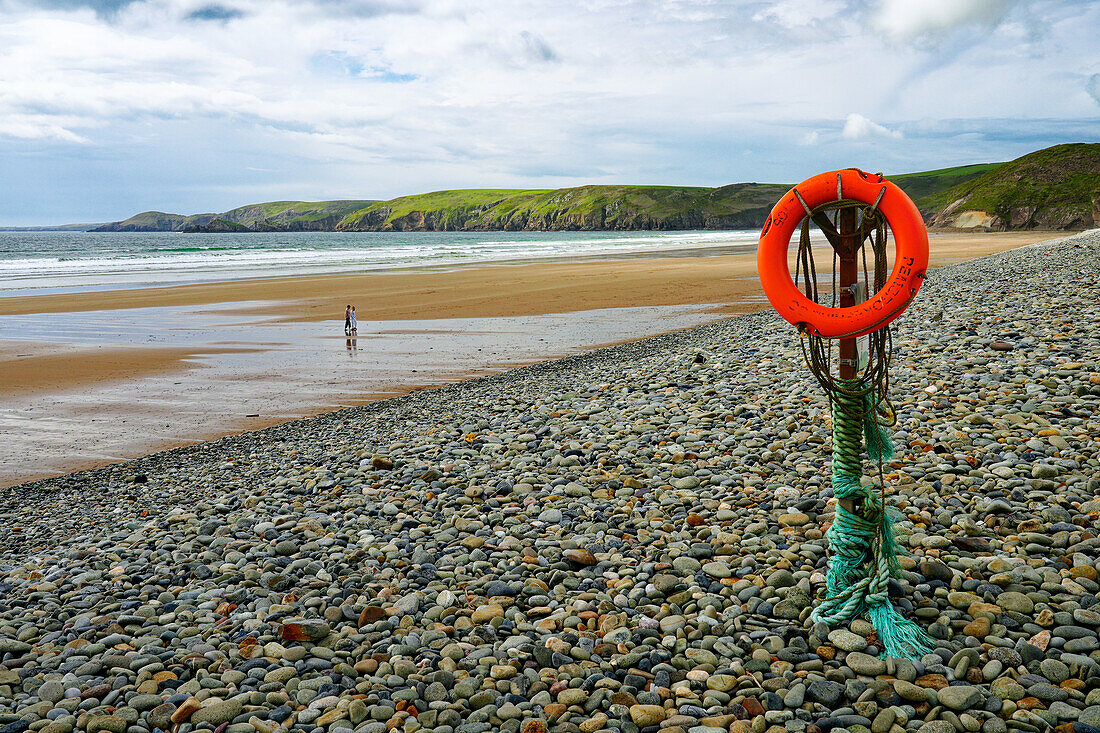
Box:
[344,305,357,335]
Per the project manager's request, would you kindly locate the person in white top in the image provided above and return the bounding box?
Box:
[349,306,358,334]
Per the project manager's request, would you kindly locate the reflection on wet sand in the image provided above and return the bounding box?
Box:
[0,301,729,487]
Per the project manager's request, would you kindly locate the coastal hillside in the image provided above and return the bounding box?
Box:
[332,168,1004,232]
[85,145,1099,233]
[183,200,379,232]
[90,211,215,232]
[922,143,1100,230]
[888,163,1001,202]
[0,222,107,232]
[335,184,789,231]
[83,166,993,234]
[91,201,377,233]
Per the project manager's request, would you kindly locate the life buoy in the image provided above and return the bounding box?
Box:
[757,169,928,338]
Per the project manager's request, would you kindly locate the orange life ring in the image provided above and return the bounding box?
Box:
[757,169,928,338]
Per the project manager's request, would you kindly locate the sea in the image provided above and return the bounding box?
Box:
[0,229,762,296]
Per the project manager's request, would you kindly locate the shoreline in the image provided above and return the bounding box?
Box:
[0,230,1066,487]
[0,231,1061,319]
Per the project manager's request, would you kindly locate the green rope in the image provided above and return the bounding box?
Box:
[809,381,934,660]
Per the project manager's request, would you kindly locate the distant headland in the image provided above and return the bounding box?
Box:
[8,143,1095,234]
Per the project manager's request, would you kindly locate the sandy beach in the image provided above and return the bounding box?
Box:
[0,230,1064,486]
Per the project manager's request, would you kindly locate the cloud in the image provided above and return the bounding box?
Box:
[842,114,903,140]
[0,116,90,143]
[20,0,139,17]
[0,0,1097,224]
[753,0,846,29]
[520,31,558,63]
[1089,74,1100,106]
[873,0,1019,39]
[309,0,426,18]
[185,4,244,22]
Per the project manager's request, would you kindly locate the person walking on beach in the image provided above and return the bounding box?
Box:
[344,305,352,335]
[350,306,358,334]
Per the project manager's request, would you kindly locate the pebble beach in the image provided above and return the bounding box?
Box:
[2,231,1099,733]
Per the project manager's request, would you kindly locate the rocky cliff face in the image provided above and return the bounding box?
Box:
[336,202,776,232]
[91,212,215,232]
[928,199,1098,230]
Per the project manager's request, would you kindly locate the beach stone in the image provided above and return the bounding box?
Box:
[829,629,867,652]
[85,716,125,733]
[918,722,958,733]
[894,680,929,702]
[629,705,666,726]
[37,680,65,703]
[937,685,982,710]
[191,700,242,726]
[702,561,731,578]
[807,680,844,707]
[872,709,896,733]
[999,592,1034,613]
[1032,464,1060,479]
[170,698,202,724]
[1042,659,1071,684]
[279,620,330,642]
[706,674,737,692]
[991,678,1026,701]
[779,512,810,527]
[472,603,504,623]
[563,548,596,565]
[147,704,176,730]
[846,652,887,676]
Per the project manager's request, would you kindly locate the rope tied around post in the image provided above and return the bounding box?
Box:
[757,169,934,661]
[798,200,934,660]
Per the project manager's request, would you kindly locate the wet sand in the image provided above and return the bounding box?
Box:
[0,232,1053,323]
[0,230,1064,486]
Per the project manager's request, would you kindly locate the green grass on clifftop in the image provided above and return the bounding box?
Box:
[889,163,1001,202]
[920,143,1100,229]
[335,184,790,231]
[86,145,1098,233]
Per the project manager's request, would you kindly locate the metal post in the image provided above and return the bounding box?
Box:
[835,206,860,516]
[836,207,859,380]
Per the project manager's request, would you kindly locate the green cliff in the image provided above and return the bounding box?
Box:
[91,211,216,232]
[85,145,1097,234]
[334,184,789,232]
[921,143,1100,230]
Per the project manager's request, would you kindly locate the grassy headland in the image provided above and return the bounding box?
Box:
[92,200,377,233]
[921,143,1100,230]
[334,184,790,231]
[84,144,1099,233]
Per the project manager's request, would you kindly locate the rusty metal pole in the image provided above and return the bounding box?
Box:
[836,207,860,380]
[835,206,860,515]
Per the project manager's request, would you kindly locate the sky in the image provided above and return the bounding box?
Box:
[0,0,1098,225]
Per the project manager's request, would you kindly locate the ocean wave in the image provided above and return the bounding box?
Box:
[0,229,762,293]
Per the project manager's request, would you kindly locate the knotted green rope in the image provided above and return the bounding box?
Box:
[810,381,935,660]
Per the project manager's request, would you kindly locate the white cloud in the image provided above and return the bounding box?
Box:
[0,0,1097,223]
[842,113,903,140]
[873,0,1018,39]
[753,0,846,29]
[0,116,90,143]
